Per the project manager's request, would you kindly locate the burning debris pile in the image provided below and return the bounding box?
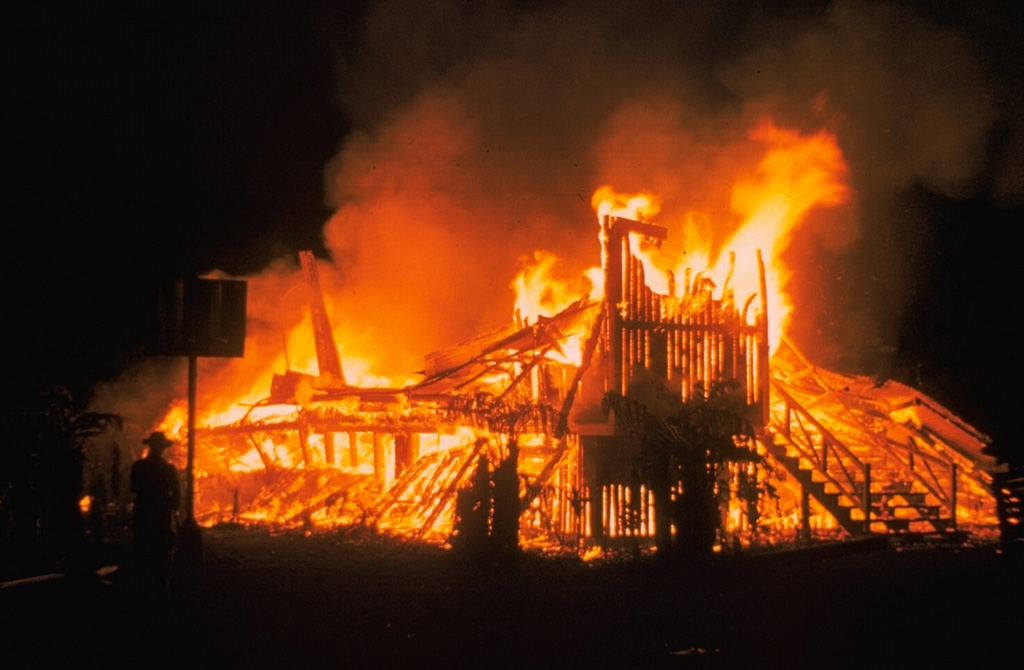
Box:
[136,118,998,551]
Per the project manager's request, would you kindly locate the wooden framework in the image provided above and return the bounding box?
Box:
[188,233,996,546]
[765,339,995,538]
[573,217,771,544]
[600,216,769,420]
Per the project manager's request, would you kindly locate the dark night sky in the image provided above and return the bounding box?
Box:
[8,3,355,395]
[6,2,1022,447]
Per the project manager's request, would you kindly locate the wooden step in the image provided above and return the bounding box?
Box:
[871,491,928,505]
[874,504,942,516]
[868,518,954,533]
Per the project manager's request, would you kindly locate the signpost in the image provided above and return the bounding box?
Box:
[152,277,247,562]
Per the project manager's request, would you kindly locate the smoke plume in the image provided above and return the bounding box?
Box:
[92,1,1020,434]
[319,0,1014,375]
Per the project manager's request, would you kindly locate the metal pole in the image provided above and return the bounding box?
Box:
[176,353,204,567]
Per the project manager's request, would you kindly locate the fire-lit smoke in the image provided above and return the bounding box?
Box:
[590,117,851,350]
[90,0,1018,437]
[323,0,1012,377]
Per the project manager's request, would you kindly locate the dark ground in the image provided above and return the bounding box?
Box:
[2,529,1021,669]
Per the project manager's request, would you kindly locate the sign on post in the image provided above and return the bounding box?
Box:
[148,277,247,564]
[151,277,248,358]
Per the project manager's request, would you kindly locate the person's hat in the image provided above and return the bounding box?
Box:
[143,431,174,450]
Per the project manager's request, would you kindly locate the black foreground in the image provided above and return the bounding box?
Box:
[2,529,1021,669]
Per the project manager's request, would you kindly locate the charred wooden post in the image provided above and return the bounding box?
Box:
[299,250,346,387]
[950,463,957,531]
[373,433,387,486]
[862,463,872,535]
[410,433,421,467]
[324,432,336,467]
[348,431,359,468]
[800,485,811,540]
[757,250,770,426]
[297,421,312,466]
[602,215,623,395]
[395,432,413,477]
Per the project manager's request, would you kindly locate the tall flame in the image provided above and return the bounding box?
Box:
[591,118,849,349]
[723,120,849,347]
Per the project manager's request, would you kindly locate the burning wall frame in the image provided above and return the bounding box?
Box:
[571,215,770,545]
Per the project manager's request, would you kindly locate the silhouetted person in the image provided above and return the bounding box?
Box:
[130,431,181,597]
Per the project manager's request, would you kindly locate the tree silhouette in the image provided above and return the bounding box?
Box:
[603,375,758,559]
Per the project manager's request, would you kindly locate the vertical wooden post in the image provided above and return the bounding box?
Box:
[299,250,346,386]
[704,298,712,393]
[394,432,411,477]
[186,355,197,521]
[800,484,811,540]
[757,250,770,427]
[348,431,359,468]
[324,432,336,467]
[409,433,421,465]
[297,423,312,466]
[950,463,958,530]
[603,215,623,395]
[373,433,385,485]
[862,463,872,535]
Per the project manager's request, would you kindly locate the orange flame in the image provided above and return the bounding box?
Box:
[510,251,600,366]
[511,250,599,325]
[722,120,849,347]
[590,118,849,349]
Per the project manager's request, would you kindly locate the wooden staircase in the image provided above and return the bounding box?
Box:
[761,434,865,536]
[763,379,958,538]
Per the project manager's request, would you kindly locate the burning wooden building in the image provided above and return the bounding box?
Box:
[179,205,998,551]
[134,118,1003,552]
